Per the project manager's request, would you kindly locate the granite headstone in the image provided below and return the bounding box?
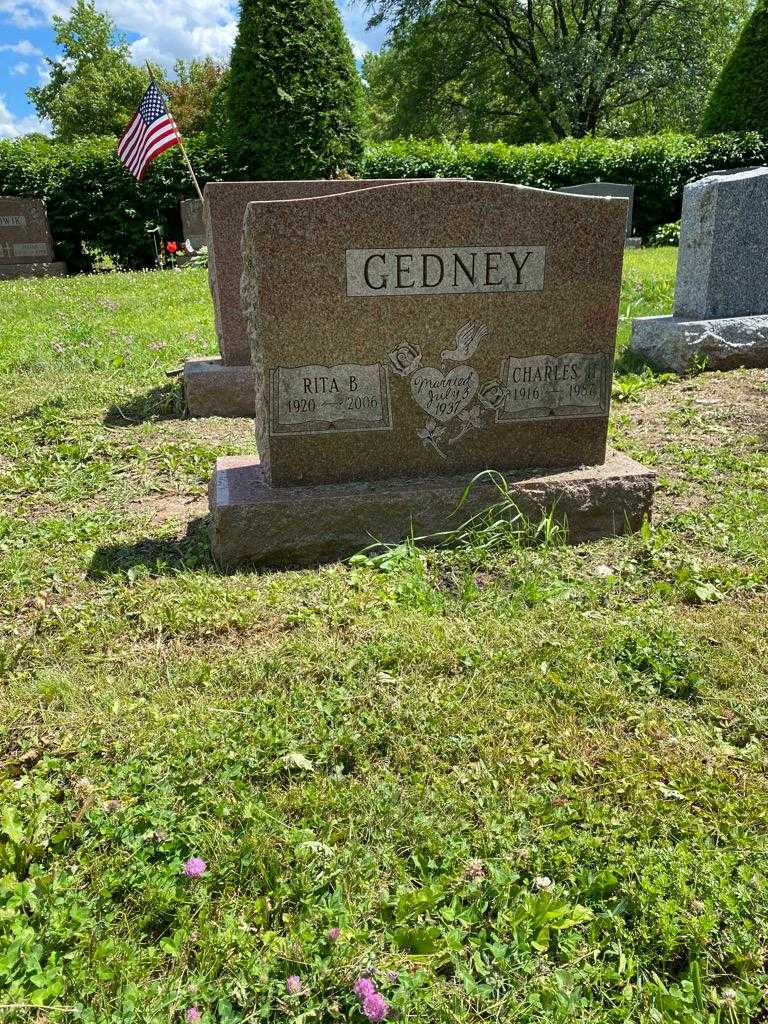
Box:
[630,167,768,372]
[208,179,655,565]
[0,197,66,279]
[180,198,205,251]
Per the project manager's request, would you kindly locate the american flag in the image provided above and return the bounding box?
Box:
[117,83,181,181]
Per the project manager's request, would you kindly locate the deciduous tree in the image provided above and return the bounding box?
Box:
[28,0,147,141]
[361,0,750,139]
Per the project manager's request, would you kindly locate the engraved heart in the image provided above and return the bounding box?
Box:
[410,365,480,424]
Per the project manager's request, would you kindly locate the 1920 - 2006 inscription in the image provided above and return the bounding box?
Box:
[498,353,610,421]
[270,363,392,436]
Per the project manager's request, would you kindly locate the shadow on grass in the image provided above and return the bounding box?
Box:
[104,381,185,428]
[87,517,215,578]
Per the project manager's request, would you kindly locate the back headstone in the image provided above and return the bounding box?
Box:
[0,197,66,279]
[180,198,205,251]
[207,179,655,565]
[184,179,425,417]
[558,183,637,243]
[630,166,768,372]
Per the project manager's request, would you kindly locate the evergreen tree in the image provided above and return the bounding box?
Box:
[702,0,768,134]
[227,0,365,179]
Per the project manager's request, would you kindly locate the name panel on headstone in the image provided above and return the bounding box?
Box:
[269,363,392,435]
[346,246,546,296]
[498,353,610,421]
[242,180,627,487]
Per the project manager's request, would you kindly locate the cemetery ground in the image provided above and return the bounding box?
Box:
[1,250,767,1023]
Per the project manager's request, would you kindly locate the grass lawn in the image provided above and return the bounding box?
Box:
[1,249,768,1023]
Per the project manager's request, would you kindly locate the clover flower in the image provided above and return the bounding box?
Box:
[353,977,376,1000]
[362,992,390,1021]
[183,857,207,878]
[327,926,341,941]
[185,1009,202,1024]
[286,975,302,995]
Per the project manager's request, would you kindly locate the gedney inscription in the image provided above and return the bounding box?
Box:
[346,246,546,296]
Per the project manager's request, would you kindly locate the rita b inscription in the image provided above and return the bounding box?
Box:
[270,363,392,436]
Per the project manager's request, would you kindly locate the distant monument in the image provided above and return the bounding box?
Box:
[558,182,640,247]
[207,180,655,567]
[631,167,768,372]
[0,197,66,279]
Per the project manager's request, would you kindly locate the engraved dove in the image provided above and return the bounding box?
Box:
[441,321,488,364]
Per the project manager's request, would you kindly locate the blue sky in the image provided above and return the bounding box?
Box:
[0,0,386,138]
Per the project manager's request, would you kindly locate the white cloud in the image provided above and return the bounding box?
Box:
[11,60,30,74]
[0,1,68,29]
[0,0,380,74]
[348,36,369,62]
[101,0,238,66]
[0,39,44,56]
[0,92,47,136]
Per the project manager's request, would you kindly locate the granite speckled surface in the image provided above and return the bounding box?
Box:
[631,314,768,373]
[209,449,656,569]
[674,167,768,320]
[183,357,255,418]
[241,179,627,487]
[558,182,635,238]
[631,167,768,372]
[203,180,414,367]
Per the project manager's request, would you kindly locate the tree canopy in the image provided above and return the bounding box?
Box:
[361,0,751,140]
[28,0,147,141]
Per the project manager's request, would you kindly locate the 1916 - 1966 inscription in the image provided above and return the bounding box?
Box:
[347,246,546,296]
[270,364,392,436]
[497,353,610,421]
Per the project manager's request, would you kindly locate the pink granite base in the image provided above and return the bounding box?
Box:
[183,357,254,418]
[209,449,655,569]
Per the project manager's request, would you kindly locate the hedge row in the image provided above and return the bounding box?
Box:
[361,133,768,237]
[0,135,229,272]
[2,131,766,270]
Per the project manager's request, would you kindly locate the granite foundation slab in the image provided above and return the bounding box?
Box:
[209,449,655,569]
[630,314,768,373]
[0,261,66,279]
[184,357,255,418]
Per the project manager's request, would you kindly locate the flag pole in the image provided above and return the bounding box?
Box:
[145,61,204,203]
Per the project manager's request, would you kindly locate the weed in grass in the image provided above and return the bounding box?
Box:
[610,626,703,700]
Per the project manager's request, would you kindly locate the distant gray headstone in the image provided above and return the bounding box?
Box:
[559,183,634,239]
[675,167,768,319]
[630,166,768,372]
[180,198,205,250]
